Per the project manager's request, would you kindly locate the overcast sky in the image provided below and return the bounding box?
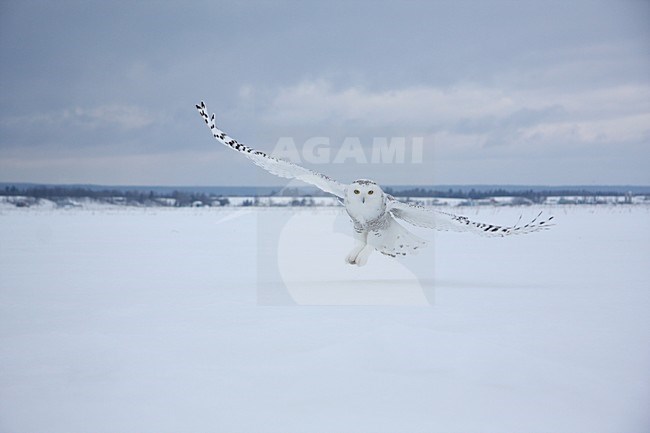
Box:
[1,0,648,186]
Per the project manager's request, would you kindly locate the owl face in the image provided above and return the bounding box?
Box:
[346,179,384,207]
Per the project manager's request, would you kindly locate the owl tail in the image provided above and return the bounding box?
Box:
[368,216,427,258]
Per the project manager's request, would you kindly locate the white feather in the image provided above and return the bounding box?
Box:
[387,196,554,236]
[196,101,346,198]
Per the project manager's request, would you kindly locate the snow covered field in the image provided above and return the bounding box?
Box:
[1,205,649,432]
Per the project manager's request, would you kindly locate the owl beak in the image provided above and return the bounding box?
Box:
[362,196,365,204]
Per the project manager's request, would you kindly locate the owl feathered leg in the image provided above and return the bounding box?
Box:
[345,228,369,265]
[345,245,365,265]
[354,244,374,266]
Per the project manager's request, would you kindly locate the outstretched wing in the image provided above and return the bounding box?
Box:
[196,101,346,198]
[387,196,554,236]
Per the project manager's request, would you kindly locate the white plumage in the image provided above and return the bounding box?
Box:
[196,101,554,266]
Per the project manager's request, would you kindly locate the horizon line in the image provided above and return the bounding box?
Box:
[2,181,650,189]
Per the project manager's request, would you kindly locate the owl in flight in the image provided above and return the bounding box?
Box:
[196,101,553,266]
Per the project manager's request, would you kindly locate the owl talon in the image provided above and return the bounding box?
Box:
[353,245,373,266]
[345,243,366,265]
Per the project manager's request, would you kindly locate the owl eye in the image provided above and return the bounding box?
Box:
[368,190,374,195]
[353,189,360,195]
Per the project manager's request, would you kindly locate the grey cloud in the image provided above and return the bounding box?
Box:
[1,0,648,185]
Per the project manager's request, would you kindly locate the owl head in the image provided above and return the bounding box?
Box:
[346,179,384,206]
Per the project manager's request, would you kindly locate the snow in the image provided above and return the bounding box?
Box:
[1,205,649,432]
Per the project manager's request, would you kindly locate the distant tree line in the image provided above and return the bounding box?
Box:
[383,187,630,202]
[2,184,641,207]
[2,185,230,207]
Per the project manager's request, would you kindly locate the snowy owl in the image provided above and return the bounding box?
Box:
[196,101,553,266]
